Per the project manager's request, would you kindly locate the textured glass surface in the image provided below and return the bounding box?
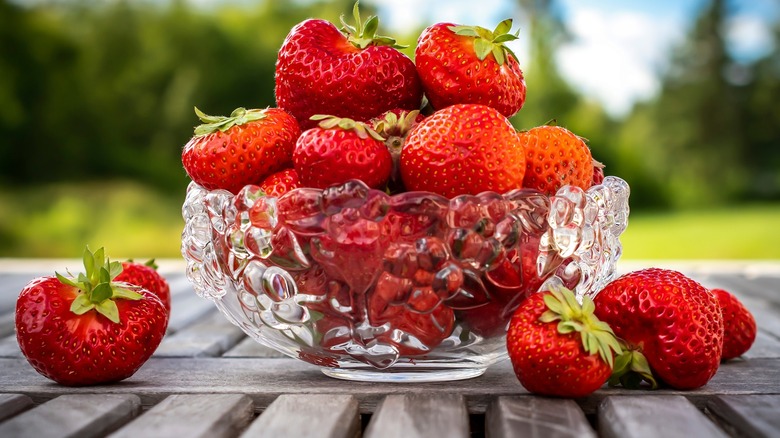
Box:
[181,177,630,381]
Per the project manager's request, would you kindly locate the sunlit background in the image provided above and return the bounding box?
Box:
[1,0,778,259]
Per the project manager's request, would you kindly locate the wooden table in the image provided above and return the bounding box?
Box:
[0,259,779,437]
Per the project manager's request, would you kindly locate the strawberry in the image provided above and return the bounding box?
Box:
[182,107,301,194]
[275,3,423,130]
[370,109,425,190]
[15,247,168,386]
[594,268,724,390]
[259,168,301,197]
[415,20,526,118]
[400,104,526,198]
[293,115,392,190]
[518,125,594,196]
[506,286,621,398]
[115,259,171,313]
[713,288,756,360]
[369,271,455,356]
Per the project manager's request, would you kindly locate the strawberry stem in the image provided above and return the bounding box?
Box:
[193,107,268,136]
[340,1,406,49]
[310,114,385,141]
[449,19,520,65]
[541,285,622,368]
[59,246,143,324]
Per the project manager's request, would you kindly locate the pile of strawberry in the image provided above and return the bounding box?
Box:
[181,3,598,200]
[15,248,171,386]
[507,268,757,397]
[177,2,758,396]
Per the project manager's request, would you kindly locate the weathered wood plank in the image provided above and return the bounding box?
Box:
[1,357,779,415]
[0,394,140,438]
[598,395,727,438]
[0,274,29,314]
[153,310,246,357]
[364,394,469,438]
[706,395,780,438]
[166,291,216,335]
[222,337,286,358]
[0,393,33,422]
[485,396,595,438]
[108,394,253,438]
[742,330,780,359]
[0,334,22,358]
[709,274,780,305]
[241,394,358,438]
[0,311,15,338]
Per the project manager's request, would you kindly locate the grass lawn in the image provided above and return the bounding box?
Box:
[620,204,780,259]
[1,182,778,260]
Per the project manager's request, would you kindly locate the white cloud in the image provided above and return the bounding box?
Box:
[725,14,775,62]
[555,7,684,116]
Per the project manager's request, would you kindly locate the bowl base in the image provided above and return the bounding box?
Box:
[321,365,487,383]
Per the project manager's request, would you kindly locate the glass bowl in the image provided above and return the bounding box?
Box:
[181,177,630,382]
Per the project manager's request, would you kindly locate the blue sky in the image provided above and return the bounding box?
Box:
[369,0,779,115]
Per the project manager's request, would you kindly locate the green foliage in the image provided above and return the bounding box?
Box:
[0,0,778,260]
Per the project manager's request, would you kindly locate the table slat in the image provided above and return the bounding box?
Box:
[153,310,245,358]
[0,394,140,438]
[241,394,359,438]
[598,395,726,438]
[108,394,253,438]
[222,337,286,358]
[485,396,595,438]
[364,394,469,438]
[706,395,780,438]
[0,334,22,358]
[1,357,779,415]
[742,331,780,359]
[0,393,33,422]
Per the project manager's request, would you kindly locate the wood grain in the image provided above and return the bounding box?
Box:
[241,394,359,438]
[598,395,726,438]
[0,393,140,438]
[0,393,33,422]
[1,357,779,415]
[364,394,469,438]
[485,397,595,438]
[108,394,254,438]
[153,310,245,358]
[706,395,780,438]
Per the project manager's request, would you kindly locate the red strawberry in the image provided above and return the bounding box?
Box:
[370,109,426,189]
[260,168,301,197]
[400,104,526,198]
[15,247,168,386]
[518,125,594,196]
[182,107,301,194]
[594,268,724,390]
[275,3,423,130]
[415,20,526,118]
[293,115,392,190]
[713,288,756,360]
[369,271,455,356]
[115,259,171,313]
[507,286,621,398]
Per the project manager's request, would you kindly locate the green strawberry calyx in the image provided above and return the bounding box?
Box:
[57,247,143,324]
[608,344,659,389]
[310,114,385,141]
[540,286,623,368]
[449,18,520,65]
[340,1,406,49]
[193,107,268,136]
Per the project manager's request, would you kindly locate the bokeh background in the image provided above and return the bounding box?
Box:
[1,0,778,259]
